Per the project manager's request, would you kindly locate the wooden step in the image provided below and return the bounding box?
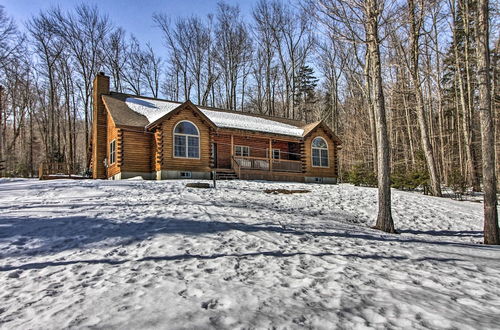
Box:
[215,171,238,180]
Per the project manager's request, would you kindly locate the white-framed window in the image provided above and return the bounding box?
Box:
[235,145,250,157]
[174,121,200,158]
[312,137,328,167]
[109,140,116,165]
[180,171,192,178]
[272,149,280,159]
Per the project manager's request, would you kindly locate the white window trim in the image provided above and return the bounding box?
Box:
[173,120,201,159]
[109,140,116,165]
[180,171,192,178]
[272,149,281,160]
[235,145,250,157]
[311,137,329,168]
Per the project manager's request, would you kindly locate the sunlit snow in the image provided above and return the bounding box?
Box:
[1,179,499,329]
[124,97,305,137]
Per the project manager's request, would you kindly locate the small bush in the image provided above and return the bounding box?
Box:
[448,169,467,195]
[346,164,377,187]
[391,168,429,192]
[391,151,430,193]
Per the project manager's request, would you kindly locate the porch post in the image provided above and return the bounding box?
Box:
[230,135,234,156]
[269,138,272,172]
[230,134,234,169]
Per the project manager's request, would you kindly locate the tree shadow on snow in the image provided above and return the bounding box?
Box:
[0,250,463,272]
[0,211,496,262]
[398,229,484,238]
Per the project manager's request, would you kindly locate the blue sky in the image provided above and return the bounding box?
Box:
[2,0,256,54]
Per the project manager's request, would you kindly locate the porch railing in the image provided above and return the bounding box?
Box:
[235,156,269,170]
[38,162,70,179]
[272,159,302,172]
[233,156,302,173]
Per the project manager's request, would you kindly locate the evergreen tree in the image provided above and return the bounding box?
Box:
[294,65,319,121]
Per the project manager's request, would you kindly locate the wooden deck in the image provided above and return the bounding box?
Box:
[38,162,86,180]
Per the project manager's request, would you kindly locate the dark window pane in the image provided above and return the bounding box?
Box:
[174,121,198,135]
[174,135,186,157]
[320,149,328,167]
[312,137,327,148]
[188,136,199,158]
[312,148,320,166]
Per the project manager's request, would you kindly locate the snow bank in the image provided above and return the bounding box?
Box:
[0,179,499,329]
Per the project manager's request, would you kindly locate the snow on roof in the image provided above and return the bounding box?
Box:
[199,108,304,137]
[124,96,305,137]
[125,97,180,123]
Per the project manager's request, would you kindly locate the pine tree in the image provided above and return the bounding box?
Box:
[294,65,319,121]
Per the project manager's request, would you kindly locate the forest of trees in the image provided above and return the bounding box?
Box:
[0,0,498,195]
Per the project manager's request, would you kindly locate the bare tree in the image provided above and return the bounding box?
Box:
[268,1,314,119]
[476,0,499,244]
[154,14,192,101]
[407,0,442,196]
[366,0,395,232]
[51,4,111,163]
[311,0,395,232]
[122,36,146,95]
[104,28,127,93]
[214,2,253,110]
[253,0,279,115]
[27,12,64,160]
[143,43,162,98]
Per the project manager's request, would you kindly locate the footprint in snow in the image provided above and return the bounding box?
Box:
[7,270,22,279]
[201,298,219,310]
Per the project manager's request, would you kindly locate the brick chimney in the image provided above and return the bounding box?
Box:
[92,72,110,179]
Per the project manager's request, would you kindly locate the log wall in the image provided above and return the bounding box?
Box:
[160,108,212,172]
[303,126,337,178]
[106,112,121,178]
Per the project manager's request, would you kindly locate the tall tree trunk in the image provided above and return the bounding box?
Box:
[476,0,499,244]
[364,50,378,173]
[462,0,481,192]
[0,85,4,176]
[366,0,395,233]
[451,0,481,191]
[408,0,442,196]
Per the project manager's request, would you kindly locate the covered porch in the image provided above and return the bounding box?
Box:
[211,132,304,178]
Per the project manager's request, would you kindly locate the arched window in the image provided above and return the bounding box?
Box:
[174,121,200,158]
[312,137,328,167]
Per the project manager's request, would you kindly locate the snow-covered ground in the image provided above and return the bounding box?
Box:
[0,179,499,329]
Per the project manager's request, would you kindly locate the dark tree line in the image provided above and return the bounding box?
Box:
[0,1,498,241]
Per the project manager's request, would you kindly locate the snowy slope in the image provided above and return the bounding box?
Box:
[124,96,305,137]
[0,179,499,329]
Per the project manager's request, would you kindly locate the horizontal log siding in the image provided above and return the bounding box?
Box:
[121,129,152,173]
[233,135,270,158]
[271,141,291,160]
[304,127,337,178]
[106,112,121,178]
[212,134,232,169]
[161,109,211,172]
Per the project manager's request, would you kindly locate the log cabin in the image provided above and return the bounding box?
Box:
[91,73,342,183]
